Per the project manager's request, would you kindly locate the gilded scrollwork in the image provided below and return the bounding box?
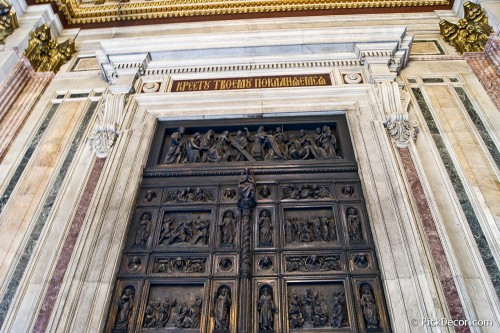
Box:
[24,24,76,73]
[0,0,18,44]
[440,2,494,55]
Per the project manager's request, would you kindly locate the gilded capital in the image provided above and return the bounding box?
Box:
[0,0,19,44]
[440,2,494,55]
[24,23,76,73]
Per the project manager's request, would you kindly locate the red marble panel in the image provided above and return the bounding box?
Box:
[32,158,106,333]
[398,147,470,332]
[465,32,500,111]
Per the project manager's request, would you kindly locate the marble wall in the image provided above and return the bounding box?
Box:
[0,7,499,333]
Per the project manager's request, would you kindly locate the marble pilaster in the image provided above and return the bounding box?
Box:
[0,57,53,163]
[465,32,500,111]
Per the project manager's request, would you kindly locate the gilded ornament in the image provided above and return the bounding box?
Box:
[440,2,493,55]
[0,0,19,44]
[24,24,76,73]
[32,0,451,25]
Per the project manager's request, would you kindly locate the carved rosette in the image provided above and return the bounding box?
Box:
[89,93,126,158]
[378,81,418,148]
[0,0,19,44]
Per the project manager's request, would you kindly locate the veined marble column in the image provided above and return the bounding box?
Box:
[0,57,53,162]
[465,32,500,111]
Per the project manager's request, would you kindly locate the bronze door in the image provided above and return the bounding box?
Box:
[106,116,391,333]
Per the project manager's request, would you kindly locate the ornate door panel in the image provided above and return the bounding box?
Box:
[106,116,391,333]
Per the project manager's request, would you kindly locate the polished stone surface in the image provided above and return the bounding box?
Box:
[412,87,500,299]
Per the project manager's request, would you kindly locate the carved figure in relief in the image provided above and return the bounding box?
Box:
[115,286,134,329]
[258,185,272,199]
[347,207,363,241]
[331,291,347,328]
[186,132,202,163]
[282,184,332,200]
[238,168,256,200]
[258,286,276,331]
[212,286,232,331]
[127,257,142,273]
[191,216,210,245]
[201,129,221,162]
[162,126,342,164]
[342,185,354,197]
[134,213,151,246]
[164,127,185,164]
[353,254,369,269]
[302,289,315,327]
[313,296,329,327]
[258,256,273,271]
[219,211,236,246]
[159,216,174,244]
[172,296,202,328]
[222,188,236,200]
[360,283,379,329]
[159,297,173,327]
[288,293,304,328]
[259,209,273,246]
[218,257,233,271]
[234,129,250,161]
[286,255,341,272]
[144,190,156,202]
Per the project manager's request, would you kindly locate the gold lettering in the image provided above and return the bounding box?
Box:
[246,79,252,88]
[318,76,326,85]
[204,81,210,90]
[299,77,305,86]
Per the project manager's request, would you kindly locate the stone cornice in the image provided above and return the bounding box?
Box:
[96,25,412,88]
[29,0,453,27]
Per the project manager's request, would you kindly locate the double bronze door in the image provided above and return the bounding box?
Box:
[106,169,390,333]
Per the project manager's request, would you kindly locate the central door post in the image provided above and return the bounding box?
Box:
[237,168,256,333]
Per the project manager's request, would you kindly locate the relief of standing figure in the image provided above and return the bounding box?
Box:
[164,127,185,164]
[258,286,276,331]
[259,209,273,246]
[115,286,135,329]
[212,286,232,331]
[219,211,236,246]
[360,283,379,328]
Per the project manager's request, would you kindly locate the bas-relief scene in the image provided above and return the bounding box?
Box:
[107,119,390,332]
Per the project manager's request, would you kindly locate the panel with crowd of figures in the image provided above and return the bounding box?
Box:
[106,117,391,333]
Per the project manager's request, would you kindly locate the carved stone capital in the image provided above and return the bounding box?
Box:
[377,81,418,148]
[89,93,127,158]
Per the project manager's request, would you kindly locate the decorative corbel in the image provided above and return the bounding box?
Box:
[378,81,418,148]
[0,0,19,44]
[24,23,76,73]
[440,1,494,55]
[89,93,127,158]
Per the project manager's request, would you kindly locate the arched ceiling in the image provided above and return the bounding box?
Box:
[28,0,454,28]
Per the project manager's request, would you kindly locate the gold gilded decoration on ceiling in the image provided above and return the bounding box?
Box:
[24,24,76,73]
[440,1,493,54]
[0,0,19,44]
[32,0,451,25]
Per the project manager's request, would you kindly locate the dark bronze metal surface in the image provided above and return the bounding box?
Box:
[106,115,391,332]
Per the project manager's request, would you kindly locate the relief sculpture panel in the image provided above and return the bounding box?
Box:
[107,117,390,333]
